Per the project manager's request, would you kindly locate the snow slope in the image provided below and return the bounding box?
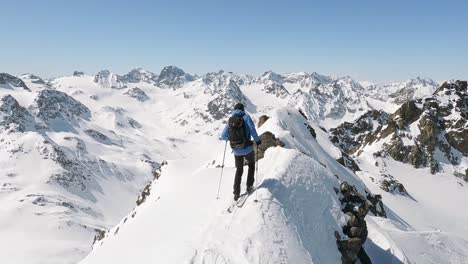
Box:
[81,108,366,264]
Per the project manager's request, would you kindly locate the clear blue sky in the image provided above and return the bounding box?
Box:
[1,0,467,82]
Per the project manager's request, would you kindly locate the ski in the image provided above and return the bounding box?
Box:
[227,188,257,213]
[226,192,248,213]
[237,187,257,207]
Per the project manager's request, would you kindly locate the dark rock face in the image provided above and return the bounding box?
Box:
[331,110,391,154]
[379,175,408,194]
[85,129,114,145]
[305,123,316,139]
[92,229,106,244]
[337,152,361,172]
[156,66,194,89]
[0,95,35,132]
[123,68,158,83]
[262,82,289,98]
[136,184,151,206]
[31,89,91,124]
[392,101,424,128]
[73,71,85,77]
[365,192,386,217]
[0,73,31,91]
[123,87,150,102]
[136,160,167,206]
[333,80,468,177]
[258,115,269,128]
[206,79,246,120]
[382,139,427,168]
[254,131,285,160]
[334,182,372,264]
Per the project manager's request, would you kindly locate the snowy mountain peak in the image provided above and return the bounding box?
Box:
[94,70,127,89]
[122,68,158,84]
[408,76,438,86]
[259,70,284,84]
[30,89,91,128]
[19,73,47,85]
[156,66,194,89]
[0,73,31,91]
[0,94,35,132]
[2,67,467,264]
[283,71,332,88]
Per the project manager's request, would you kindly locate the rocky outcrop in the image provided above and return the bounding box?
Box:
[92,229,106,244]
[262,81,289,98]
[0,73,31,91]
[85,129,114,145]
[337,152,361,172]
[334,182,371,264]
[136,160,167,206]
[123,87,150,102]
[305,123,317,139]
[254,131,285,160]
[258,115,269,127]
[365,192,386,218]
[0,95,35,132]
[379,175,407,194]
[206,79,246,120]
[333,80,468,177]
[31,89,91,125]
[331,110,391,154]
[73,71,85,77]
[392,100,423,128]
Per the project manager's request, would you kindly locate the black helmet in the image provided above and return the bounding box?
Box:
[234,103,245,111]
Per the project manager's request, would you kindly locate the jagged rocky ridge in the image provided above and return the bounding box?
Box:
[332,80,468,186]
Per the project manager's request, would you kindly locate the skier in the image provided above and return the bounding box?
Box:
[220,103,261,201]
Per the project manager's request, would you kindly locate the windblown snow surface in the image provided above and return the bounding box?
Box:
[82,108,468,264]
[1,69,467,264]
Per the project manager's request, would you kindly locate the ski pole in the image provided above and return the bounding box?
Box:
[254,144,259,203]
[216,140,228,199]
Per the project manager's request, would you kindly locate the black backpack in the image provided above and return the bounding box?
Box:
[227,114,251,150]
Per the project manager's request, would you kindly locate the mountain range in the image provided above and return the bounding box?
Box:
[0,67,466,264]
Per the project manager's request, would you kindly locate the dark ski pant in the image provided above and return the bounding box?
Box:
[233,151,255,196]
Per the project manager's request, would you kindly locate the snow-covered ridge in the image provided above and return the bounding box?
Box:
[80,108,380,264]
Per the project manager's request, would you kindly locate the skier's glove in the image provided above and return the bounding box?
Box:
[256,140,262,146]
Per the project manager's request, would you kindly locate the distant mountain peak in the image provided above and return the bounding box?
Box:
[123,68,158,84]
[0,73,31,91]
[94,70,127,89]
[156,66,194,89]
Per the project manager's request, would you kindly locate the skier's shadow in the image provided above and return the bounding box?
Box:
[255,178,290,204]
